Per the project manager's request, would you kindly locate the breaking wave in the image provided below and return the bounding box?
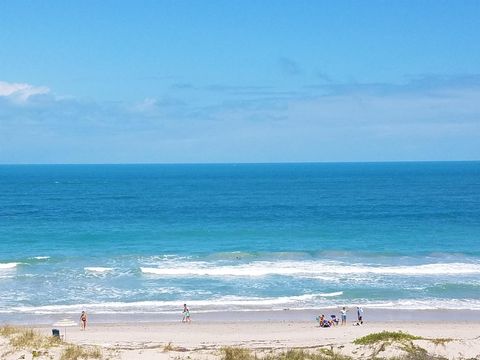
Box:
[140,261,480,278]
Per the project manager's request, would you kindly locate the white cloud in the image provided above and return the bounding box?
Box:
[1,75,479,163]
[131,97,158,113]
[0,81,50,103]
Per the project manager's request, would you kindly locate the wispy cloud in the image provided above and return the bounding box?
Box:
[0,81,50,103]
[1,75,479,163]
[278,57,302,76]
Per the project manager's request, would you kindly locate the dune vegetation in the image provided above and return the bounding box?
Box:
[0,325,103,360]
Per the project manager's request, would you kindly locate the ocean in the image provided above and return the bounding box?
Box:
[1,162,480,321]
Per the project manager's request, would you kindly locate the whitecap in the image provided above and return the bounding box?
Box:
[0,262,20,269]
[84,267,113,273]
[9,293,338,314]
[140,260,480,278]
[10,296,480,315]
[318,291,343,297]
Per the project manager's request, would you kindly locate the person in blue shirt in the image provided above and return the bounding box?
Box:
[357,307,364,324]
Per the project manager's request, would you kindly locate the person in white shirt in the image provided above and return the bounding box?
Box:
[340,306,347,325]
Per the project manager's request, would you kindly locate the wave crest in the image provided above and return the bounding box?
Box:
[8,296,480,315]
[140,261,480,278]
[0,262,20,269]
[84,267,113,273]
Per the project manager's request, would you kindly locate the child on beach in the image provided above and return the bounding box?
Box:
[80,311,87,330]
[182,304,191,323]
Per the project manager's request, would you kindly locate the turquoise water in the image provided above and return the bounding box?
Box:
[1,162,480,318]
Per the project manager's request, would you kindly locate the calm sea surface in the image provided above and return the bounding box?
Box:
[1,162,480,318]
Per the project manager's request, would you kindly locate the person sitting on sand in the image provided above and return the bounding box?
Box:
[318,314,331,328]
[80,311,87,330]
[318,314,324,327]
[182,304,191,323]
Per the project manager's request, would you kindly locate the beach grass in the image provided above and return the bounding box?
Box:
[353,331,450,360]
[163,342,175,352]
[1,325,102,359]
[0,325,19,337]
[60,344,102,360]
[354,331,422,345]
[1,326,62,350]
[264,349,352,360]
[222,347,255,360]
[428,338,452,346]
[222,347,352,360]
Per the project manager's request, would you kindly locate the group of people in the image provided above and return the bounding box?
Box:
[79,304,364,330]
[317,306,364,327]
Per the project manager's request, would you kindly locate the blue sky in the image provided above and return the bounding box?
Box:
[1,0,479,163]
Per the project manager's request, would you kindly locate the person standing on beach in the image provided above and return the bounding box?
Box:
[182,304,191,323]
[80,311,87,330]
[340,307,347,325]
[356,306,363,324]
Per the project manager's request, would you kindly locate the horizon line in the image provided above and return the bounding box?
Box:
[1,159,479,166]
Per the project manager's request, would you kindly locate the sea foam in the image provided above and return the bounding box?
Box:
[8,293,341,314]
[84,267,113,273]
[140,261,480,278]
[9,296,480,315]
[0,262,20,269]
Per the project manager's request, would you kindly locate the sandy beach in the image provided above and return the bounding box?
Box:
[2,316,480,359]
[41,320,480,351]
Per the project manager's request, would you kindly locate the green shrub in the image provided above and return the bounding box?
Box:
[354,331,422,345]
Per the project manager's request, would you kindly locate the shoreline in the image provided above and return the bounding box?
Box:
[3,308,480,326]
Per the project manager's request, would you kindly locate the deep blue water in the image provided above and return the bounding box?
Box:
[1,162,480,317]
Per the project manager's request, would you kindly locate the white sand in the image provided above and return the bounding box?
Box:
[14,321,477,359]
